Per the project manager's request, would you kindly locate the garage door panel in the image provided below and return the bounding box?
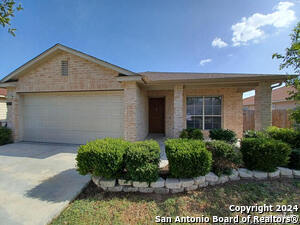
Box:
[22,92,124,144]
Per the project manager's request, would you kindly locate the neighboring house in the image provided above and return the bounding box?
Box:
[243,86,297,110]
[0,44,293,144]
[0,88,7,123]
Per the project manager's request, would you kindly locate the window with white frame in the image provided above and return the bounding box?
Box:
[186,96,222,130]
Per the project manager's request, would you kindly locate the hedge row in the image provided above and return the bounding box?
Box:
[76,138,160,183]
[179,128,238,144]
[76,126,299,181]
[265,126,300,149]
[241,138,291,172]
[243,126,300,170]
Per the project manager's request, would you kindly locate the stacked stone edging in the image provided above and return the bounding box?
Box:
[91,167,300,194]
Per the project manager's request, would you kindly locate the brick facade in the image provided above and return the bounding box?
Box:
[6,87,22,141]
[255,82,272,130]
[123,81,149,141]
[184,87,244,138]
[7,52,124,141]
[16,51,122,93]
[4,49,270,142]
[173,85,184,137]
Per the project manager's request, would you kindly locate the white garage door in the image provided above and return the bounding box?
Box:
[22,91,124,144]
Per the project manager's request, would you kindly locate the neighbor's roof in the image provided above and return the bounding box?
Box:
[140,71,294,83]
[1,43,137,83]
[243,86,296,105]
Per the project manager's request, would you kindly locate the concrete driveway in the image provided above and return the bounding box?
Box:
[0,142,90,225]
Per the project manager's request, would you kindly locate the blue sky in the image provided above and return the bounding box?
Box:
[0,0,299,98]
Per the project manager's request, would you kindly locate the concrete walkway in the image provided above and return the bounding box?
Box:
[0,142,90,225]
[146,134,169,168]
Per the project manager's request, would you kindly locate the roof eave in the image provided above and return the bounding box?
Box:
[144,75,293,84]
[0,82,17,88]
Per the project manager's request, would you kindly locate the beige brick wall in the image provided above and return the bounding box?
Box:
[147,86,243,139]
[6,50,248,142]
[16,51,122,92]
[123,82,137,141]
[174,85,184,137]
[255,82,272,130]
[136,84,148,140]
[147,90,174,138]
[183,87,243,138]
[6,87,23,141]
[8,52,125,142]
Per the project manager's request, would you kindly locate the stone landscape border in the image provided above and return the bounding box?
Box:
[91,167,300,194]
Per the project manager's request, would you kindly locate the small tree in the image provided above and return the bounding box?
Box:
[0,0,23,36]
[273,22,300,124]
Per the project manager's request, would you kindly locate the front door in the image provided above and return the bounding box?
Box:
[149,98,165,133]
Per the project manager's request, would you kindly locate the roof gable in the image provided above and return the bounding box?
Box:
[1,44,137,83]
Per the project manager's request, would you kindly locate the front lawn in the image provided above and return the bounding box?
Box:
[51,179,300,225]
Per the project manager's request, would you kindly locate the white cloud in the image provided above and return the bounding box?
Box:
[212,38,228,48]
[231,1,296,46]
[200,58,212,66]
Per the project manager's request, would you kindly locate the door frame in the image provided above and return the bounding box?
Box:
[148,97,165,134]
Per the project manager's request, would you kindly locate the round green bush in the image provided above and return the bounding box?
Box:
[288,148,300,170]
[240,138,291,172]
[179,128,204,140]
[124,140,160,183]
[0,127,13,145]
[206,140,242,176]
[165,139,212,178]
[265,126,300,148]
[179,129,189,139]
[190,129,204,140]
[209,129,237,144]
[76,138,129,178]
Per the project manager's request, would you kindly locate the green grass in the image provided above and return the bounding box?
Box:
[51,179,300,225]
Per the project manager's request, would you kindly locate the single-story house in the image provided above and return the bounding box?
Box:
[0,88,7,124]
[0,44,294,144]
[243,86,297,110]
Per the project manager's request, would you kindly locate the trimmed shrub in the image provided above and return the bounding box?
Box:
[124,140,160,183]
[0,127,13,145]
[209,129,237,144]
[209,128,237,143]
[240,138,291,172]
[179,128,204,140]
[288,148,300,170]
[206,140,242,176]
[190,129,204,140]
[179,129,189,139]
[76,138,129,178]
[265,126,300,148]
[165,139,212,178]
[243,130,269,139]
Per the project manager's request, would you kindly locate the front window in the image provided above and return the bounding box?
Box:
[186,96,222,130]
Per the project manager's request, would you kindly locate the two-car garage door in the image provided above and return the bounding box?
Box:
[22,91,124,144]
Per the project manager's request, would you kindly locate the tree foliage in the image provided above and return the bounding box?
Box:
[273,22,300,124]
[0,0,23,36]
